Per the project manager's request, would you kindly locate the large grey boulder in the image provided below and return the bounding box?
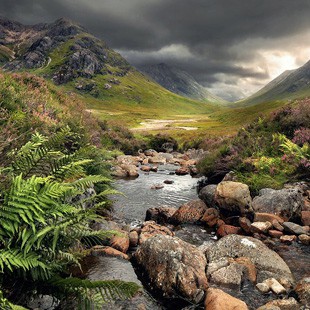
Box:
[198,184,217,207]
[207,235,294,284]
[252,188,304,221]
[134,235,208,303]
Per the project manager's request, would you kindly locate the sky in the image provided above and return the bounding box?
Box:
[1,0,310,101]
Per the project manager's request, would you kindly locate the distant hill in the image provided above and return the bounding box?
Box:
[239,60,310,106]
[139,63,227,104]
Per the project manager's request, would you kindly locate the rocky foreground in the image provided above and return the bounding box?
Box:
[94,150,310,309]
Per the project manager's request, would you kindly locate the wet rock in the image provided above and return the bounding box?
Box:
[201,208,219,227]
[91,246,129,260]
[134,235,208,303]
[110,232,130,253]
[129,231,139,247]
[282,222,308,235]
[251,221,272,234]
[299,234,310,245]
[163,179,174,184]
[252,188,303,222]
[175,167,190,175]
[215,181,254,218]
[145,206,177,224]
[150,166,158,172]
[239,217,252,234]
[198,184,217,207]
[301,211,310,226]
[295,277,310,307]
[207,235,294,284]
[204,288,248,310]
[257,297,299,310]
[269,230,283,238]
[139,221,174,244]
[255,213,284,224]
[280,235,297,244]
[217,225,242,238]
[170,199,208,225]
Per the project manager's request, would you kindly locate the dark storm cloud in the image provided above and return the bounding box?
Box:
[1,0,310,100]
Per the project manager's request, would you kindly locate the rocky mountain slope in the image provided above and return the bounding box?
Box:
[139,63,226,104]
[239,60,310,106]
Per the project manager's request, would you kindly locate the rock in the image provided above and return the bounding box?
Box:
[239,217,252,234]
[151,184,164,190]
[282,222,308,235]
[251,221,272,234]
[158,152,174,161]
[255,213,284,224]
[301,211,310,226]
[257,297,299,310]
[201,208,219,227]
[163,180,174,184]
[91,246,129,260]
[210,263,245,288]
[299,234,310,245]
[295,277,310,307]
[204,288,248,310]
[112,164,139,178]
[110,233,130,253]
[256,282,270,293]
[272,220,284,232]
[189,166,199,176]
[129,231,139,247]
[145,206,177,224]
[222,171,238,182]
[175,167,189,175]
[217,225,242,238]
[264,278,287,295]
[27,294,60,310]
[144,149,157,157]
[198,184,217,207]
[111,166,128,178]
[134,235,208,303]
[269,230,283,238]
[234,257,257,283]
[207,235,294,284]
[280,235,297,244]
[170,199,208,225]
[252,188,303,221]
[215,181,254,218]
[150,166,158,172]
[139,221,174,244]
[140,165,151,172]
[148,156,166,165]
[117,155,141,166]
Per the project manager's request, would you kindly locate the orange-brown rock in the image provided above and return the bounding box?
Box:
[110,232,130,253]
[140,165,151,172]
[129,231,139,247]
[301,211,310,226]
[272,219,284,231]
[254,213,284,224]
[91,246,129,260]
[201,208,219,227]
[269,230,283,238]
[280,235,297,244]
[170,199,208,224]
[139,221,174,244]
[175,167,189,175]
[204,288,248,310]
[145,206,177,224]
[217,225,242,238]
[234,257,257,283]
[239,217,252,234]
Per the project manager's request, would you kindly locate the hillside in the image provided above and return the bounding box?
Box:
[239,59,310,106]
[138,63,226,104]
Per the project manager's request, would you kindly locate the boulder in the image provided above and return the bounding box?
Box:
[134,235,208,303]
[252,188,303,221]
[295,277,310,307]
[144,149,157,157]
[201,208,219,227]
[257,298,299,310]
[140,165,151,172]
[110,232,130,253]
[170,199,208,225]
[269,230,283,238]
[91,246,129,260]
[251,221,272,234]
[145,206,177,224]
[175,167,189,175]
[301,211,310,226]
[139,221,174,244]
[129,231,139,247]
[215,181,254,218]
[254,213,284,224]
[207,235,294,284]
[217,225,242,238]
[282,222,308,235]
[148,156,166,165]
[204,288,248,310]
[198,184,217,207]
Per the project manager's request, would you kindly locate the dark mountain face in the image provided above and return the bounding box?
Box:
[0,17,130,84]
[139,63,226,103]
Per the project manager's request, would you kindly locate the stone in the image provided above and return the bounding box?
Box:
[27,294,60,310]
[207,235,294,284]
[201,208,219,227]
[239,217,252,234]
[110,233,130,253]
[91,246,129,260]
[215,181,254,218]
[255,213,284,224]
[170,199,208,225]
[140,165,151,172]
[269,230,283,238]
[295,277,310,307]
[210,263,245,288]
[234,257,257,283]
[299,234,310,245]
[251,221,272,234]
[217,225,242,238]
[163,180,174,184]
[150,166,158,172]
[282,222,308,235]
[256,282,270,293]
[272,220,284,231]
[144,149,157,157]
[257,298,299,310]
[150,184,164,190]
[280,235,297,244]
[145,206,177,224]
[264,278,287,295]
[134,235,208,303]
[252,188,303,221]
[175,167,189,175]
[301,211,310,226]
[139,221,174,244]
[148,156,166,165]
[129,231,139,247]
[222,171,238,182]
[198,184,217,207]
[189,166,199,176]
[204,288,248,310]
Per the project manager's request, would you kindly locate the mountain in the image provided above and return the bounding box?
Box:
[138,63,227,104]
[239,60,310,106]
